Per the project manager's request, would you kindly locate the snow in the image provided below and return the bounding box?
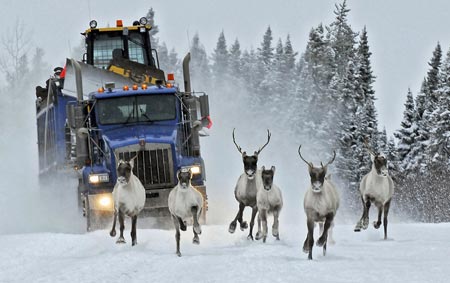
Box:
[1,223,449,283]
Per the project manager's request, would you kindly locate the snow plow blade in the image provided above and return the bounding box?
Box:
[62,58,137,100]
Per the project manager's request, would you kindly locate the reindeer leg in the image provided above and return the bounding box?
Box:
[355,197,370,231]
[110,210,117,237]
[373,205,382,229]
[272,208,280,240]
[317,213,333,248]
[255,212,263,240]
[247,206,258,240]
[116,211,126,244]
[328,221,336,245]
[260,209,268,243]
[131,215,137,246]
[191,206,201,244]
[229,203,245,233]
[172,214,182,257]
[303,217,315,260]
[383,200,391,240]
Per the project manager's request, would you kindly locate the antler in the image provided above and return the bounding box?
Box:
[255,129,271,155]
[232,128,244,154]
[298,145,313,168]
[363,136,377,156]
[320,150,336,168]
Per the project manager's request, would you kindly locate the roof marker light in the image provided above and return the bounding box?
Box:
[141,84,148,90]
[139,17,148,25]
[132,84,138,90]
[89,20,97,29]
[123,85,129,91]
[116,20,123,27]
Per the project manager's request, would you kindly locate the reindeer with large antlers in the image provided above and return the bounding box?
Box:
[354,139,394,240]
[299,145,339,260]
[229,128,271,240]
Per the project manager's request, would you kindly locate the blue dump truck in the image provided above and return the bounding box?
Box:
[35,18,210,230]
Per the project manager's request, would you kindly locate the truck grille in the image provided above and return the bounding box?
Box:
[116,144,174,188]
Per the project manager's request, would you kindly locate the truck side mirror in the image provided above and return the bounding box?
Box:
[66,103,86,129]
[199,94,209,118]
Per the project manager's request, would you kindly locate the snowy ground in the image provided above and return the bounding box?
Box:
[1,222,449,283]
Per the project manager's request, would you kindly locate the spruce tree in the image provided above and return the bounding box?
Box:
[211,31,229,81]
[145,8,159,48]
[394,88,417,171]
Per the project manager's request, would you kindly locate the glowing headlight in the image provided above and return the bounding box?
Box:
[190,165,201,175]
[89,173,109,184]
[98,196,112,207]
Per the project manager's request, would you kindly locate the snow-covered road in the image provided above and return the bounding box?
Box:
[0,223,448,283]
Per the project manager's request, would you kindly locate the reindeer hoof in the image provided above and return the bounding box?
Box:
[316,236,327,247]
[193,236,200,245]
[354,226,361,232]
[194,225,202,235]
[263,237,266,243]
[228,222,237,234]
[373,221,381,229]
[132,240,137,246]
[247,234,254,241]
[240,221,248,231]
[255,232,263,240]
[110,230,116,237]
[176,251,182,257]
[362,218,369,230]
[116,237,126,244]
[180,221,187,231]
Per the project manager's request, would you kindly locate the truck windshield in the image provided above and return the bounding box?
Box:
[97,95,176,125]
[93,32,149,69]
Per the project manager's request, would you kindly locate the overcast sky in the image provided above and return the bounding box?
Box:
[3,0,450,135]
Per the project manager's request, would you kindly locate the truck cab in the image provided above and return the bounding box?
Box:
[36,19,210,230]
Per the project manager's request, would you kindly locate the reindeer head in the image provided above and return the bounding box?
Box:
[261,166,276,191]
[115,154,137,185]
[298,145,336,193]
[364,138,388,177]
[232,128,271,180]
[177,168,192,189]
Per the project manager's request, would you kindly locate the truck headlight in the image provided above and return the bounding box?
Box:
[99,195,112,207]
[190,165,201,175]
[89,173,109,184]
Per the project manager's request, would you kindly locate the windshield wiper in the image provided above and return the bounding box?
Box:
[124,101,136,124]
[139,107,154,123]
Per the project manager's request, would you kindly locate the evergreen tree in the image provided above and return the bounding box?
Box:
[145,8,159,48]
[257,26,274,66]
[189,33,210,91]
[211,31,229,81]
[229,38,242,80]
[394,88,417,171]
[328,0,358,79]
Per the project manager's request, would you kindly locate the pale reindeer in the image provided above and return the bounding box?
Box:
[299,145,339,260]
[168,168,204,257]
[255,166,283,243]
[229,128,271,240]
[110,155,146,246]
[354,139,394,240]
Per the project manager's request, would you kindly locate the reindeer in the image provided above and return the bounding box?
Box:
[110,154,146,246]
[228,128,271,240]
[255,166,283,243]
[168,168,204,257]
[299,145,339,260]
[354,139,394,240]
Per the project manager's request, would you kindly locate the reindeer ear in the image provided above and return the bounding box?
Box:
[242,151,247,157]
[254,151,258,156]
[262,166,266,171]
[176,169,181,180]
[271,166,276,173]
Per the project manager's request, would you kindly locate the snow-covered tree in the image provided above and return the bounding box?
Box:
[211,31,229,81]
